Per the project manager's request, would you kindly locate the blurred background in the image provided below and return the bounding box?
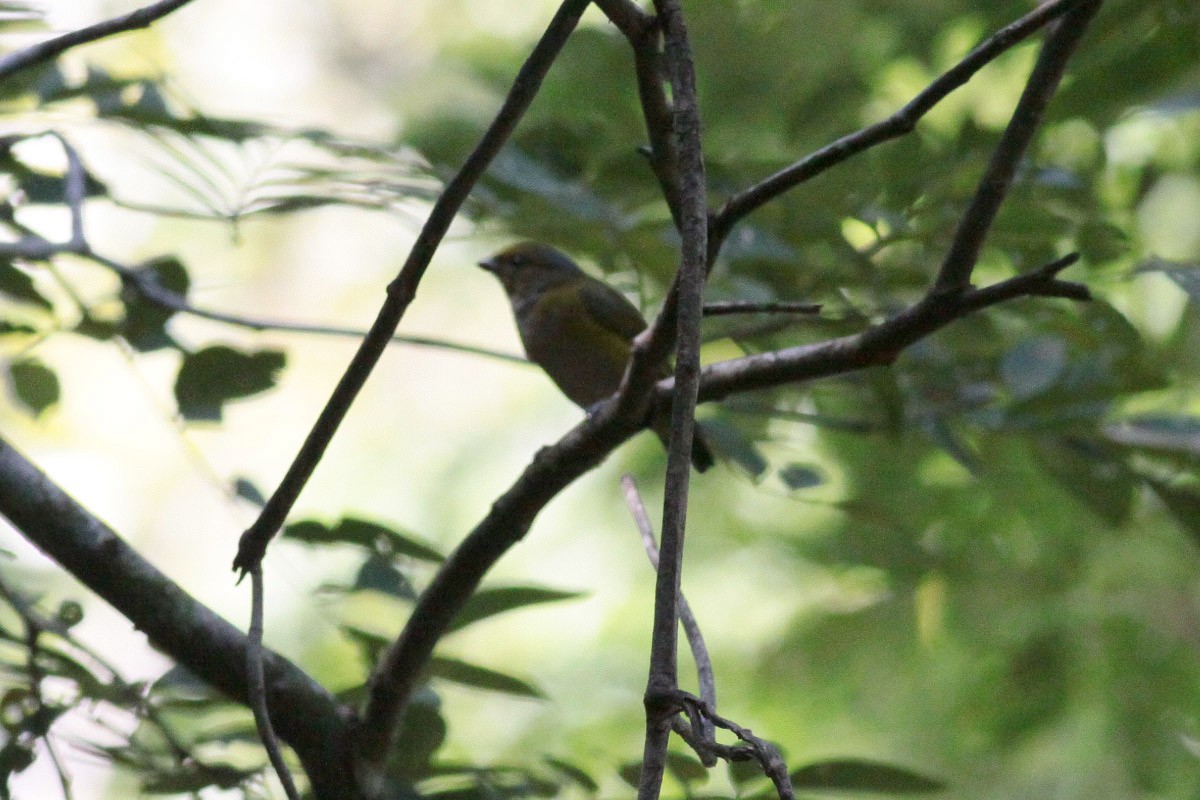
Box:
[2,0,1200,798]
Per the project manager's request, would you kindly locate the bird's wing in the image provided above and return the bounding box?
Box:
[578,278,648,341]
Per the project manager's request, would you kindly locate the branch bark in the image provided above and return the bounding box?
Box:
[233,0,593,575]
[708,0,1085,261]
[638,1,708,798]
[0,437,357,799]
[0,0,198,81]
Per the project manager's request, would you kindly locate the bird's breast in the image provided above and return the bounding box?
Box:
[514,286,634,408]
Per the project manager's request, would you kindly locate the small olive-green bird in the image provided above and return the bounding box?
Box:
[480,242,714,472]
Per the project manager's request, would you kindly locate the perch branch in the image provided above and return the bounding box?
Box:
[0,0,197,81]
[233,0,593,576]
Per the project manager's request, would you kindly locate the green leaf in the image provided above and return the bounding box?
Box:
[617,762,642,789]
[354,554,416,599]
[664,751,708,786]
[1137,257,1200,302]
[779,463,825,490]
[543,756,598,793]
[1030,436,1136,526]
[427,656,545,699]
[1001,335,1067,401]
[391,687,447,780]
[0,320,36,336]
[790,759,946,794]
[121,256,190,352]
[9,358,59,415]
[1105,415,1200,457]
[1075,221,1130,265]
[448,586,584,634]
[142,764,255,794]
[0,260,51,310]
[1146,478,1200,545]
[283,517,444,562]
[232,477,265,506]
[729,758,766,787]
[173,345,284,421]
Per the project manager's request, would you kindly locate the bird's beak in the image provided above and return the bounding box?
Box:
[478,257,500,274]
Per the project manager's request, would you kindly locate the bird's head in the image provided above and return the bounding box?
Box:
[479,242,583,298]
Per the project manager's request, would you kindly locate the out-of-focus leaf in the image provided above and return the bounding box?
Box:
[391,687,447,780]
[283,517,444,562]
[543,756,598,793]
[173,345,284,421]
[354,554,415,599]
[1030,436,1136,526]
[701,417,767,477]
[1076,221,1130,265]
[8,358,59,415]
[1146,478,1200,544]
[617,762,642,789]
[121,256,189,352]
[447,586,584,634]
[427,656,545,699]
[232,477,266,506]
[1137,257,1200,302]
[0,260,51,309]
[664,751,708,786]
[729,758,766,787]
[142,764,255,794]
[779,463,825,490]
[0,320,36,336]
[790,759,946,794]
[1105,415,1200,457]
[1000,335,1067,401]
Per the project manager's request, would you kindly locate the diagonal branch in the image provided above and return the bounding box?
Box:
[708,0,1085,259]
[233,0,593,576]
[0,0,198,82]
[0,436,354,799]
[933,0,1101,290]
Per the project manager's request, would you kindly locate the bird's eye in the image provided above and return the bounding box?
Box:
[510,255,524,266]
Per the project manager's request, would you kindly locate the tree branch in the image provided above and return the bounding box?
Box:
[689,254,1088,404]
[708,0,1084,259]
[638,1,707,799]
[933,0,1102,290]
[0,0,198,82]
[343,0,594,787]
[233,0,593,576]
[622,476,716,762]
[0,437,356,799]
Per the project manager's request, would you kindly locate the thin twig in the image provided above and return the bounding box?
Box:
[621,475,716,764]
[689,252,1089,403]
[708,0,1084,260]
[933,0,1101,290]
[0,0,197,82]
[703,300,821,317]
[246,566,301,800]
[350,0,593,786]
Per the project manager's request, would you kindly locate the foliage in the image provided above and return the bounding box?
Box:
[1,0,1200,799]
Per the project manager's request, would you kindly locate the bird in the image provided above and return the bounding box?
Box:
[479,242,715,472]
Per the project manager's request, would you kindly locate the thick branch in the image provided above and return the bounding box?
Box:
[933,0,1101,290]
[708,0,1083,257]
[234,0,592,575]
[0,0,197,81]
[0,437,355,799]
